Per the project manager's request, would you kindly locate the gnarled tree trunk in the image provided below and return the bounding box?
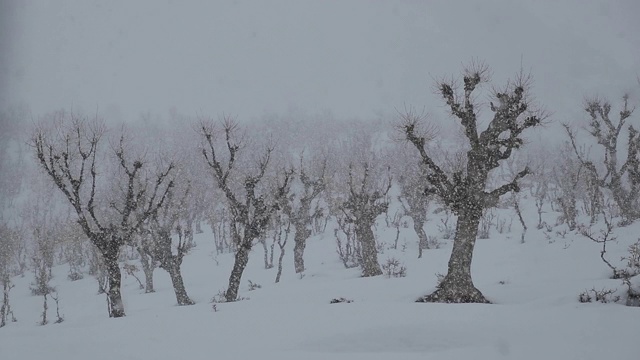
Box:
[418,209,487,303]
[102,246,125,318]
[356,223,382,277]
[293,223,310,274]
[401,64,541,304]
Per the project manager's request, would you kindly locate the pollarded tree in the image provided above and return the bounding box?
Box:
[31,112,174,317]
[146,179,195,305]
[199,117,293,302]
[391,143,434,258]
[340,161,391,277]
[564,96,639,224]
[400,64,543,303]
[285,154,326,274]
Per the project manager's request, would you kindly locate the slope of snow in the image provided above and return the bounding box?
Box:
[2,200,638,359]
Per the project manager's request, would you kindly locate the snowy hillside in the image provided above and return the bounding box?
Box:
[1,198,639,359]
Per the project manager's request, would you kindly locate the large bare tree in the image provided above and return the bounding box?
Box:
[31,112,174,317]
[400,65,542,303]
[200,117,292,302]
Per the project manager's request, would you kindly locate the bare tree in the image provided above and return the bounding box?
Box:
[400,64,542,303]
[145,180,195,305]
[273,212,291,283]
[0,107,26,327]
[392,143,433,258]
[200,117,292,302]
[339,162,391,277]
[31,112,174,317]
[564,96,639,224]
[133,228,157,293]
[0,223,18,327]
[285,154,326,274]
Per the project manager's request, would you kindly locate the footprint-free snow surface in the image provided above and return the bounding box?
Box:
[2,208,638,360]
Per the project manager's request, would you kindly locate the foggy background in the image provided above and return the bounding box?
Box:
[2,0,639,128]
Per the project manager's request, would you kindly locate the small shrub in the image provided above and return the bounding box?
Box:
[578,288,620,304]
[30,284,55,297]
[622,240,640,277]
[211,289,228,303]
[247,280,262,291]
[67,272,83,281]
[329,297,353,304]
[122,263,144,290]
[211,290,249,303]
[426,235,441,249]
[382,257,407,278]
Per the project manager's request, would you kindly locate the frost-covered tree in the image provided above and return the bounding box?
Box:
[0,106,27,327]
[564,95,639,224]
[285,154,326,274]
[146,179,195,305]
[31,112,174,317]
[400,64,543,303]
[339,161,391,277]
[391,143,434,258]
[329,126,392,277]
[0,223,18,327]
[199,117,292,302]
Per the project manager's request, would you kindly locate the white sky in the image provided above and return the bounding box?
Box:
[2,0,639,125]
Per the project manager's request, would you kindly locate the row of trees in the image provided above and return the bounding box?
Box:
[1,63,638,321]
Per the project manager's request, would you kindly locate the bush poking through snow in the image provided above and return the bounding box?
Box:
[211,289,228,303]
[578,288,621,304]
[382,257,407,278]
[622,240,640,277]
[247,280,262,291]
[329,297,353,304]
[426,235,442,249]
[211,289,249,303]
[122,263,145,290]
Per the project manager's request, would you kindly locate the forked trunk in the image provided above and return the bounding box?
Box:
[418,209,489,303]
[357,222,382,277]
[225,244,250,302]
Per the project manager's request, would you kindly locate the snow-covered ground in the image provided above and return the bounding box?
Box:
[2,199,638,360]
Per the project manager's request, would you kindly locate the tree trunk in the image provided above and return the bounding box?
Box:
[260,238,272,269]
[225,244,250,302]
[418,209,489,303]
[275,246,286,283]
[1,280,10,327]
[137,247,155,293]
[357,222,382,277]
[413,217,428,258]
[167,262,194,306]
[104,250,126,317]
[293,222,310,274]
